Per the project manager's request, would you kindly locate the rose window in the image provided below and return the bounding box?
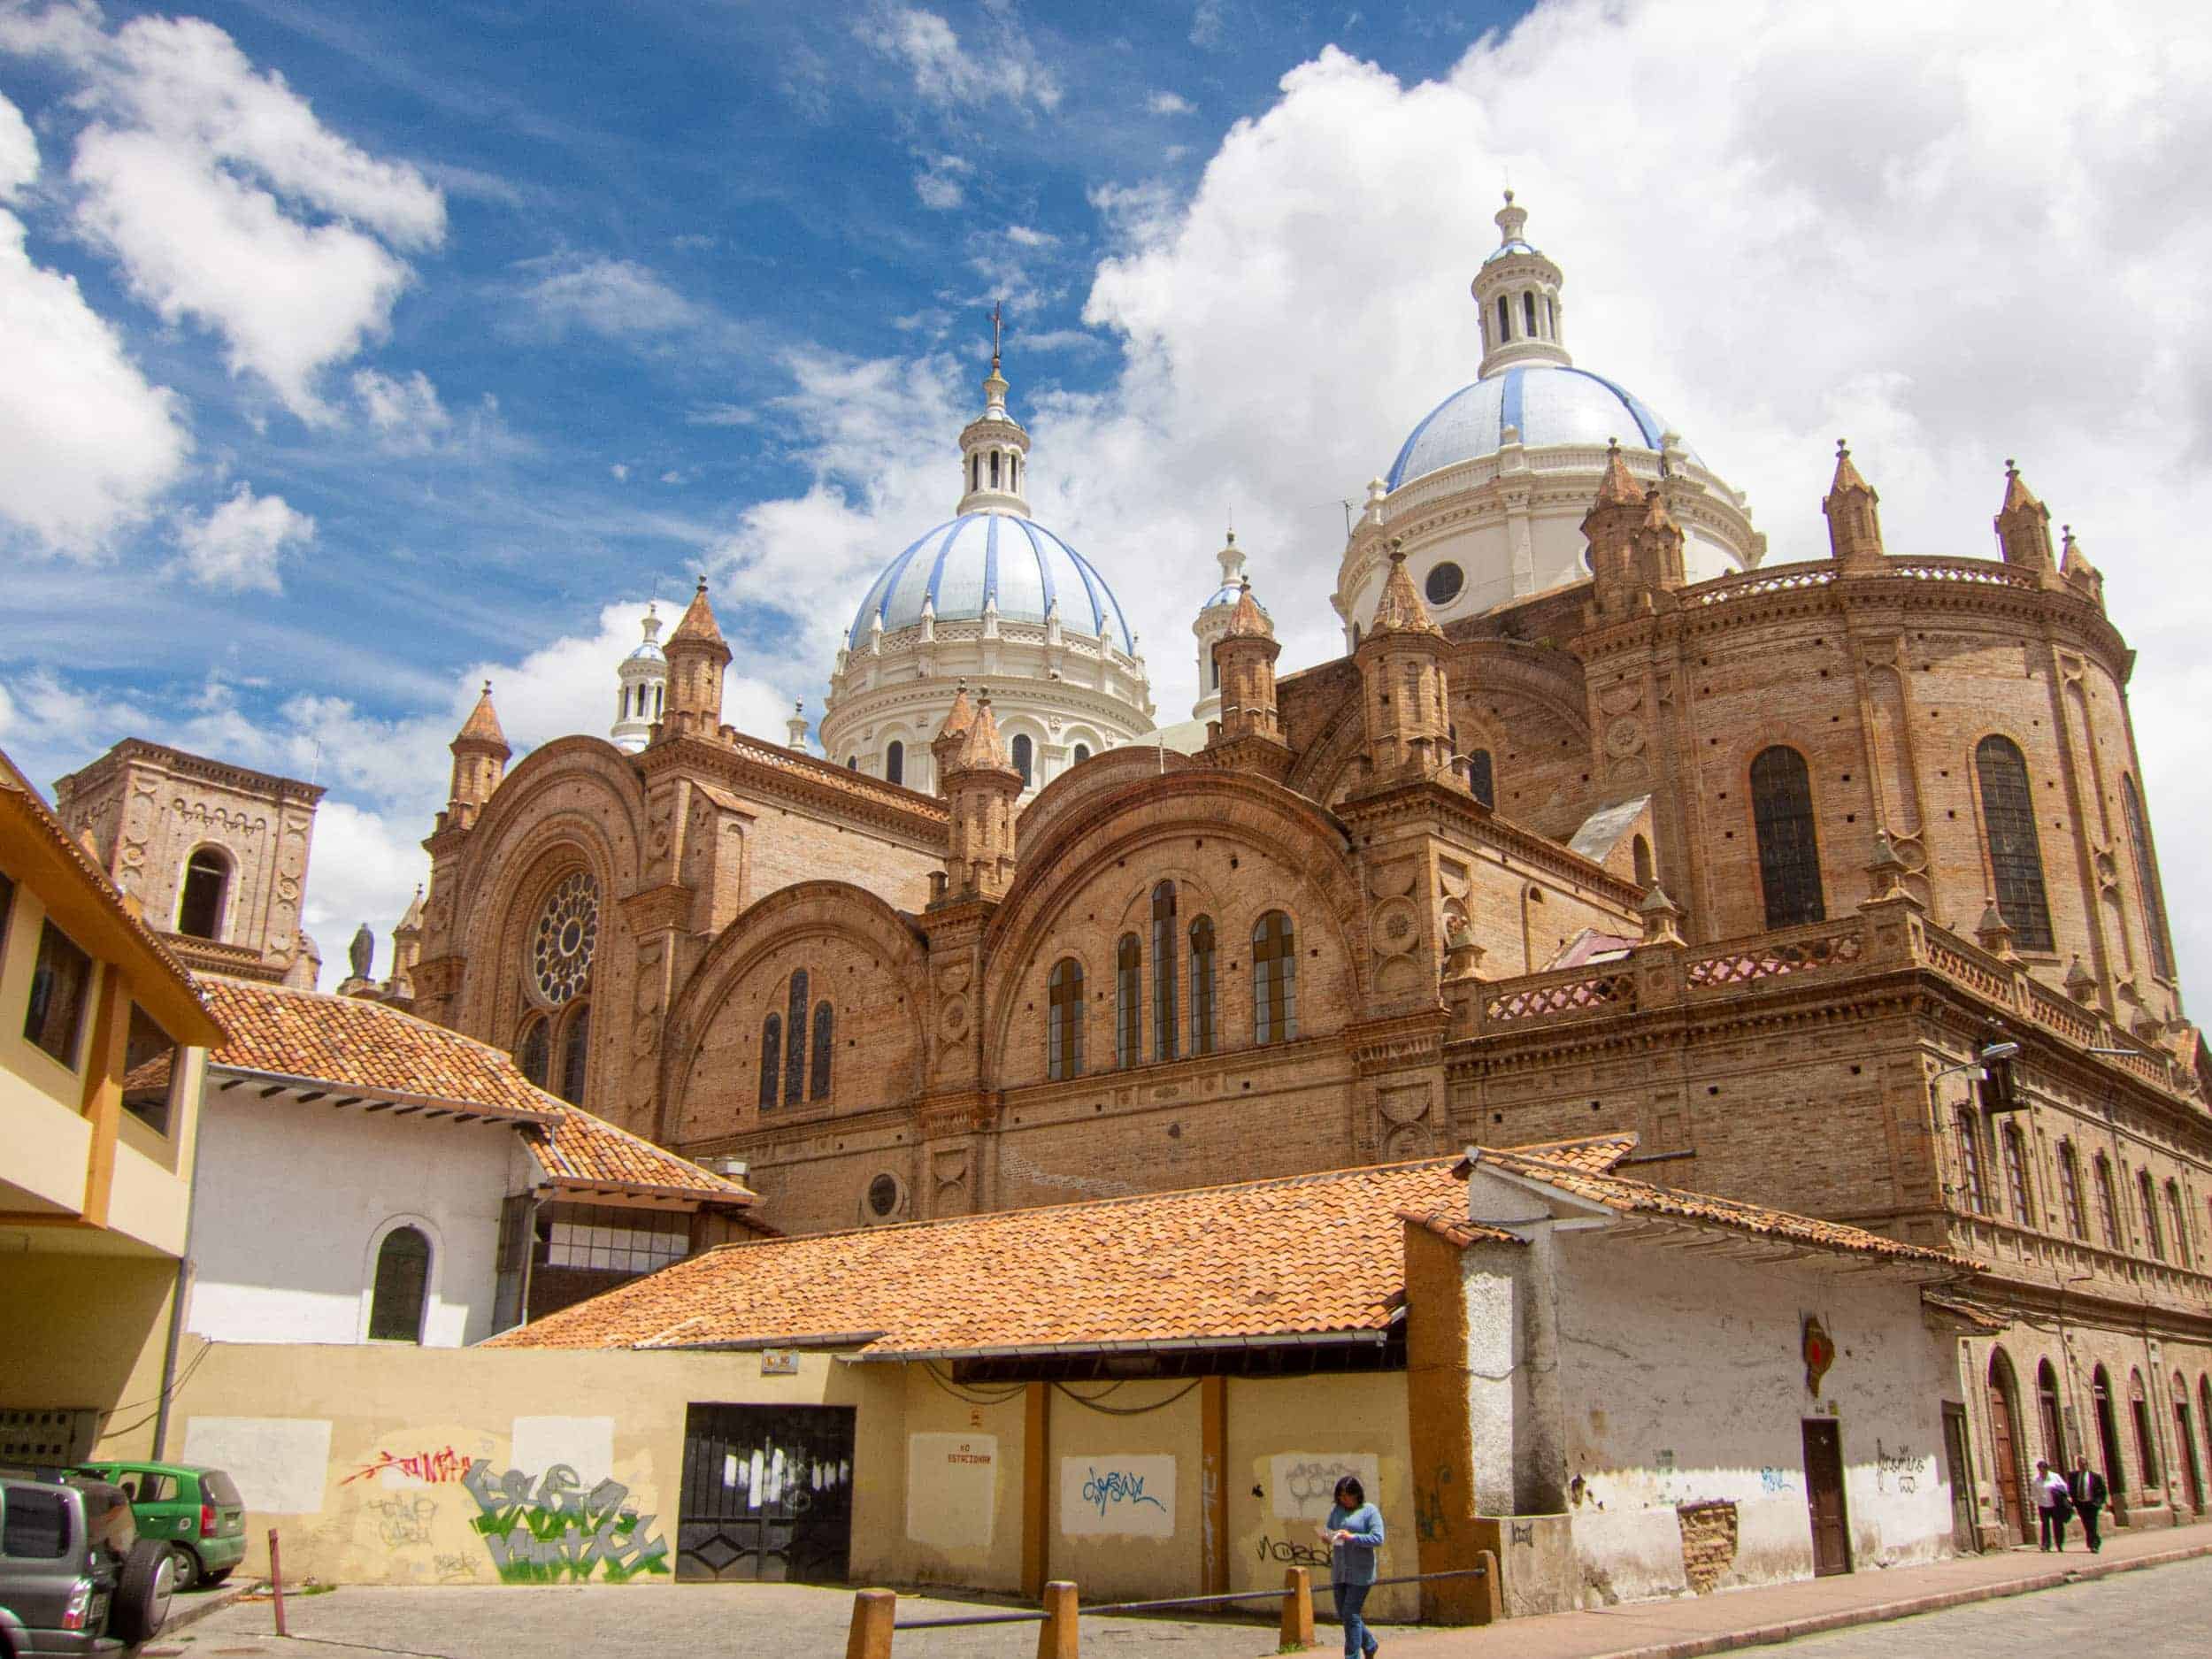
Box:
[530,871,600,1005]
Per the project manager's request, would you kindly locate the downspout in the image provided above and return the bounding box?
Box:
[151,1136,204,1460]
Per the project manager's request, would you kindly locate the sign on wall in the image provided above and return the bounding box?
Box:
[905,1434,997,1554]
[1060,1455,1176,1538]
[180,1416,332,1514]
[1270,1453,1381,1521]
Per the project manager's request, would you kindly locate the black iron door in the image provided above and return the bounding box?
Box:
[678,1403,856,1582]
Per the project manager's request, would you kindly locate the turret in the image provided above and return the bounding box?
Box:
[2060,524,2106,611]
[444,681,509,830]
[1994,460,2059,585]
[1191,529,1255,724]
[390,884,425,990]
[1353,541,1454,786]
[1634,484,1686,594]
[1823,440,1886,570]
[934,689,1022,905]
[1210,578,1284,747]
[1471,190,1569,379]
[660,576,731,739]
[1583,440,1648,621]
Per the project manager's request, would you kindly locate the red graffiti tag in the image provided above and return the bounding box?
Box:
[342,1446,467,1486]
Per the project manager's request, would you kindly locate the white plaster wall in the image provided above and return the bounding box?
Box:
[1550,1230,1956,1592]
[185,1090,524,1347]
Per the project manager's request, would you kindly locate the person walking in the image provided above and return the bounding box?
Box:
[1321,1476,1386,1659]
[2070,1455,2108,1554]
[2033,1459,2072,1550]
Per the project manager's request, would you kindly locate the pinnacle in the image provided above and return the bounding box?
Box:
[669,575,726,648]
[935,683,976,748]
[1998,458,2041,517]
[1827,438,1875,500]
[455,680,507,749]
[1592,438,1642,510]
[948,690,1015,775]
[1368,539,1442,637]
[1225,574,1273,640]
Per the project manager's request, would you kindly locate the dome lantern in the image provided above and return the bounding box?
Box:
[1472,190,1570,378]
[956,303,1033,517]
[610,602,667,753]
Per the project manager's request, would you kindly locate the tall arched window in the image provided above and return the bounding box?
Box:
[1047,958,1084,1080]
[784,970,809,1105]
[2123,776,2174,979]
[758,1013,781,1108]
[990,450,1001,488]
[2058,1141,2086,1239]
[2038,1360,2065,1464]
[1115,934,1141,1069]
[367,1225,430,1343]
[557,1002,590,1105]
[1750,746,1824,927]
[1523,290,1539,335]
[2002,1124,2034,1225]
[2168,1181,2192,1269]
[2139,1169,2164,1260]
[1494,295,1510,342]
[176,849,230,941]
[1955,1110,1989,1213]
[1189,917,1217,1056]
[886,741,904,787]
[810,1002,833,1102]
[1011,733,1033,787]
[2131,1371,2161,1485]
[2094,1155,2121,1248]
[1468,749,1494,810]
[1151,882,1179,1062]
[1976,735,2055,951]
[655,684,664,717]
[517,1018,550,1089]
[1253,910,1297,1046]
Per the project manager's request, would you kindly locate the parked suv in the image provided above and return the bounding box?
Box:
[0,1471,174,1654]
[70,1463,243,1593]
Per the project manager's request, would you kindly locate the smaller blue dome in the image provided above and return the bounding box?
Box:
[1482,238,1540,265]
[848,511,1135,653]
[626,639,664,663]
[1385,365,1689,489]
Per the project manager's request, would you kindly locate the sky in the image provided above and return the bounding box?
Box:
[4,0,2211,995]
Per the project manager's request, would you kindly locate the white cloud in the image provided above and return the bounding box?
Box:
[914,152,971,210]
[0,86,35,196]
[687,403,758,427]
[610,462,630,480]
[1189,2,1228,49]
[352,367,450,449]
[300,801,429,978]
[173,483,314,593]
[1147,90,1197,116]
[1004,224,1056,248]
[859,5,1062,112]
[4,10,445,422]
[518,254,704,337]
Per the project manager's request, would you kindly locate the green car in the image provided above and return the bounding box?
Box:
[70,1462,246,1592]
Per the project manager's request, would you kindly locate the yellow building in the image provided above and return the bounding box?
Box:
[0,747,226,1466]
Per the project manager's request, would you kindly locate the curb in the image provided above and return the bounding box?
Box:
[161,1582,250,1639]
[1584,1540,2212,1659]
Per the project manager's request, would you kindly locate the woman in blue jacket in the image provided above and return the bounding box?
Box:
[1322,1475,1386,1659]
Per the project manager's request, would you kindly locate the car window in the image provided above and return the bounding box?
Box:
[134,1474,178,1503]
[202,1471,243,1507]
[3,1487,72,1557]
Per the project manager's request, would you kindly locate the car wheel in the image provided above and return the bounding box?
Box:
[112,1539,177,1642]
[168,1542,202,1591]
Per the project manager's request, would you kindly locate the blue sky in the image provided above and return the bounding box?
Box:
[6,0,2212,995]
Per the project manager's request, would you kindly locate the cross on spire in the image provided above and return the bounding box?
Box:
[990,301,1002,371]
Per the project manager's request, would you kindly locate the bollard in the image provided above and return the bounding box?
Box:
[1036,1579,1079,1659]
[1472,1549,1504,1625]
[267,1528,288,1638]
[844,1588,895,1659]
[1279,1565,1314,1649]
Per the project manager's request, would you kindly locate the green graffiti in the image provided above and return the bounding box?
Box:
[461,1459,671,1584]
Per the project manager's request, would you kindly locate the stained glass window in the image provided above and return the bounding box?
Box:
[810,1002,833,1102]
[1469,749,1494,810]
[1955,1111,1989,1213]
[2094,1156,2120,1248]
[1254,910,1298,1045]
[1151,882,1179,1063]
[1189,917,1217,1056]
[558,1002,590,1105]
[785,970,808,1105]
[1750,746,1824,927]
[2058,1141,2086,1239]
[759,1013,781,1108]
[2002,1125,2034,1225]
[1048,958,1084,1080]
[518,1018,549,1088]
[1976,736,2054,951]
[1116,934,1141,1069]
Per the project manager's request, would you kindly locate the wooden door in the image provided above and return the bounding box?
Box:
[1801,1419,1852,1577]
[1940,1402,1979,1554]
[1986,1374,2029,1542]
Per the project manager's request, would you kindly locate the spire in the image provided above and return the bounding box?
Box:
[957,304,1031,517]
[948,689,1016,777]
[932,682,977,772]
[1215,527,1248,596]
[640,600,662,648]
[455,681,506,750]
[1993,458,2056,578]
[661,575,732,738]
[2059,522,2107,611]
[1368,540,1443,638]
[669,574,726,649]
[1471,188,1570,378]
[1225,576,1273,640]
[1635,484,1686,590]
[1210,567,1287,761]
[444,682,509,826]
[1592,436,1642,509]
[933,690,1023,907]
[1823,438,1885,568]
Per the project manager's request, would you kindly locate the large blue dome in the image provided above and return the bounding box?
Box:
[847,511,1136,654]
[1385,365,1689,490]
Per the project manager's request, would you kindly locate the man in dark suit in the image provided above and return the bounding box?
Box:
[2070,1455,2109,1554]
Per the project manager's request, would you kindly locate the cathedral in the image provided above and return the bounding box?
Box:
[380,196,2207,1542]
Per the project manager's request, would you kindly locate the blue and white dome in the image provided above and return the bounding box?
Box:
[1385,365,1692,490]
[847,510,1136,655]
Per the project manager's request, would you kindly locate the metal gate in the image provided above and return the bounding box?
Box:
[677,1404,856,1582]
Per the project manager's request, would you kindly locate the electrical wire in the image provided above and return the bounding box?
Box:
[918,1360,1028,1406]
[1051,1379,1202,1415]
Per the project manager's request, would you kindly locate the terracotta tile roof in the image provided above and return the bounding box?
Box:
[1923,1291,2010,1332]
[198,979,750,1204]
[668,576,727,649]
[489,1156,1475,1356]
[1482,1133,1640,1175]
[1470,1145,1978,1269]
[454,682,508,750]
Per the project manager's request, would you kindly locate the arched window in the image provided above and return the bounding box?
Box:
[1011,733,1033,787]
[1115,934,1141,1069]
[2123,776,2174,979]
[1151,881,1179,1063]
[784,971,809,1105]
[654,684,664,717]
[1494,294,1510,342]
[886,741,904,787]
[758,1013,781,1108]
[2058,1141,2086,1239]
[971,455,980,493]
[1976,735,2055,951]
[1189,917,1217,1056]
[847,756,858,771]
[1253,910,1297,1045]
[2139,1169,2164,1260]
[2131,1371,2161,1486]
[367,1225,431,1343]
[1632,833,1654,888]
[810,1002,833,1102]
[990,451,1001,488]
[516,1018,550,1090]
[1047,958,1084,1080]
[2038,1360,2065,1465]
[1523,290,1538,336]
[2093,1368,2124,1491]
[1468,749,1494,810]
[1545,296,1556,338]
[619,686,629,720]
[1955,1110,1989,1213]
[557,1002,590,1105]
[176,849,230,941]
[1073,743,1091,764]
[2001,1124,2034,1225]
[2094,1155,2121,1248]
[1010,455,1019,491]
[2168,1181,2192,1269]
[1750,746,1824,927]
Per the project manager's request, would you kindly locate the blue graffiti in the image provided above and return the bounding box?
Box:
[1081,1468,1166,1517]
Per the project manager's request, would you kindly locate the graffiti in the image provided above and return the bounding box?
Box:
[1079,1467,1165,1517]
[342,1445,467,1486]
[1283,1460,1353,1507]
[1759,1467,1793,1494]
[433,1554,478,1583]
[1271,1452,1380,1521]
[1875,1441,1922,1494]
[1509,1521,1535,1547]
[1258,1534,1331,1567]
[1201,1455,1220,1589]
[461,1459,670,1584]
[365,1495,438,1548]
[1414,1462,1453,1542]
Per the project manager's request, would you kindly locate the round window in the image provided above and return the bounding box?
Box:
[530,871,600,1005]
[866,1174,901,1218]
[1425,561,1465,605]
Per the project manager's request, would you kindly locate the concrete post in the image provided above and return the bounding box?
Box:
[1474,1549,1505,1624]
[1036,1581,1079,1659]
[1279,1566,1314,1648]
[844,1589,895,1659]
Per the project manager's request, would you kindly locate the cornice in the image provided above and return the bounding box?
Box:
[639,729,949,849]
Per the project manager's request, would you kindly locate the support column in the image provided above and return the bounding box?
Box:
[1201,1376,1228,1596]
[1021,1382,1050,1598]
